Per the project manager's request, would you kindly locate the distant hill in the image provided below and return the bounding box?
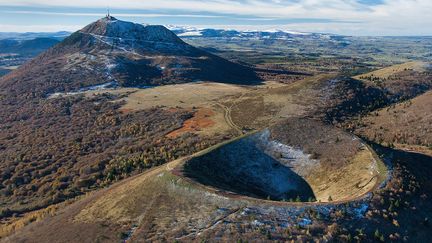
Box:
[0,68,9,76]
[0,16,260,97]
[0,31,70,41]
[352,90,432,147]
[353,61,432,101]
[0,38,60,56]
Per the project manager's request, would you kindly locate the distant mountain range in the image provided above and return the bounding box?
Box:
[166,25,339,40]
[0,26,342,42]
[0,31,70,41]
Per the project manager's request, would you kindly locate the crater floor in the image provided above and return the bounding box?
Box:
[184,118,385,203]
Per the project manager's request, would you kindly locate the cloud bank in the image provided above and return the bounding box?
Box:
[0,0,430,35]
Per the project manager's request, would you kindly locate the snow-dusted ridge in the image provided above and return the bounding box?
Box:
[166,25,319,39]
[47,81,118,99]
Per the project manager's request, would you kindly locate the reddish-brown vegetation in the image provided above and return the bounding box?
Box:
[167,108,216,138]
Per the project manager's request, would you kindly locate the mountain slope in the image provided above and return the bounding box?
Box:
[0,16,260,97]
[354,61,432,101]
[0,16,253,223]
[2,119,385,242]
[351,90,432,148]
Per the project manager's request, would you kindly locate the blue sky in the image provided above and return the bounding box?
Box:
[0,0,430,36]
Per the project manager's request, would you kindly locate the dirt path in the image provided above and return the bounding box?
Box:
[215,92,249,135]
[216,103,243,135]
[175,207,242,240]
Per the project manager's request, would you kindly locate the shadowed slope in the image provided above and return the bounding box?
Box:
[1,119,387,242]
[184,118,384,202]
[0,16,261,98]
[184,130,316,201]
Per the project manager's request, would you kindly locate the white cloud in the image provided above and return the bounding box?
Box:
[0,24,82,32]
[1,10,223,18]
[0,0,430,35]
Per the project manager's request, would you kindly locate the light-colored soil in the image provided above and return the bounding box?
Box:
[86,82,265,136]
[353,61,428,80]
[307,147,380,202]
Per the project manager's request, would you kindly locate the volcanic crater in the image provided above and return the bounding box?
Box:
[183,118,386,203]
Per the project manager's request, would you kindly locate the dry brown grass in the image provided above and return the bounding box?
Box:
[270,118,383,202]
[308,148,380,202]
[166,108,217,138]
[352,91,432,146]
[2,74,395,242]
[227,75,335,130]
[111,82,249,111]
[0,201,70,238]
[4,131,387,242]
[354,61,428,81]
[84,80,318,137]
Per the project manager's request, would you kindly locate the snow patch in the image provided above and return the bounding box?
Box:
[178,31,203,37]
[106,63,117,70]
[256,130,319,176]
[353,203,369,218]
[48,81,117,99]
[252,220,265,227]
[298,218,312,227]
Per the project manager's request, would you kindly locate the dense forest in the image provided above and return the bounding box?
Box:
[0,92,224,217]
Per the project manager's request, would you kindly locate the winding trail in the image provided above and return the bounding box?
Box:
[216,103,243,135]
[215,92,248,135]
[175,207,242,240]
